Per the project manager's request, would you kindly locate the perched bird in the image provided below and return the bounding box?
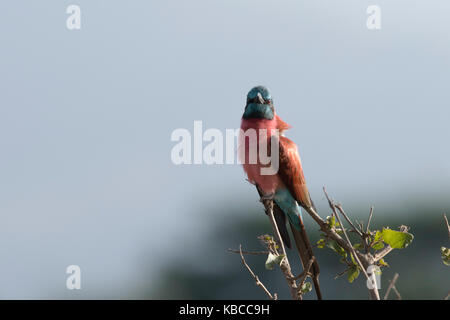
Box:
[239,85,322,300]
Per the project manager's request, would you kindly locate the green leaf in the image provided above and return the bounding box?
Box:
[372,242,384,250]
[441,247,450,266]
[317,239,326,249]
[327,240,347,258]
[353,243,364,250]
[347,266,360,283]
[326,215,341,228]
[300,281,312,294]
[371,230,385,250]
[349,253,357,265]
[374,230,383,241]
[327,216,336,228]
[265,253,285,270]
[378,258,388,267]
[381,228,414,249]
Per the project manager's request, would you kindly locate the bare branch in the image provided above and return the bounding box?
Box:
[392,286,402,300]
[228,249,269,255]
[383,273,400,300]
[444,214,450,240]
[298,258,315,286]
[335,204,363,238]
[356,220,365,235]
[291,257,315,281]
[334,268,350,279]
[366,206,374,233]
[238,245,276,300]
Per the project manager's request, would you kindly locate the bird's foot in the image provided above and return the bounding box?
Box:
[260,194,275,210]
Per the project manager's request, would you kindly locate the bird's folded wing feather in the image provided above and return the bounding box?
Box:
[277,136,312,209]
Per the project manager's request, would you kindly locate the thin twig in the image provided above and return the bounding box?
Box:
[295,258,315,299]
[298,258,315,285]
[392,286,401,300]
[334,268,350,279]
[305,205,362,262]
[228,249,269,255]
[383,273,400,300]
[444,214,450,240]
[356,220,365,234]
[291,257,315,281]
[366,206,374,234]
[335,204,363,237]
[238,245,277,300]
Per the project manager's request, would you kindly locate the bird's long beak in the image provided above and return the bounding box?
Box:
[256,92,265,104]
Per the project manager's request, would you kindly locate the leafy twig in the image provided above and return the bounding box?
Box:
[323,189,380,300]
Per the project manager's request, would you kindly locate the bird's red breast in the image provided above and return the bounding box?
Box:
[239,114,312,208]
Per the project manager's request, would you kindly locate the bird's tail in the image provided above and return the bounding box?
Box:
[289,220,322,300]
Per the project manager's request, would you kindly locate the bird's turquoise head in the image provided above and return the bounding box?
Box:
[243,86,274,120]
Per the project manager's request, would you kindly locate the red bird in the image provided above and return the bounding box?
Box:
[239,86,322,299]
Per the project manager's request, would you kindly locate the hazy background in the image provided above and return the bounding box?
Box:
[0,1,449,299]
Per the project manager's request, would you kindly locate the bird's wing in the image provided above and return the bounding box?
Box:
[277,136,312,208]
